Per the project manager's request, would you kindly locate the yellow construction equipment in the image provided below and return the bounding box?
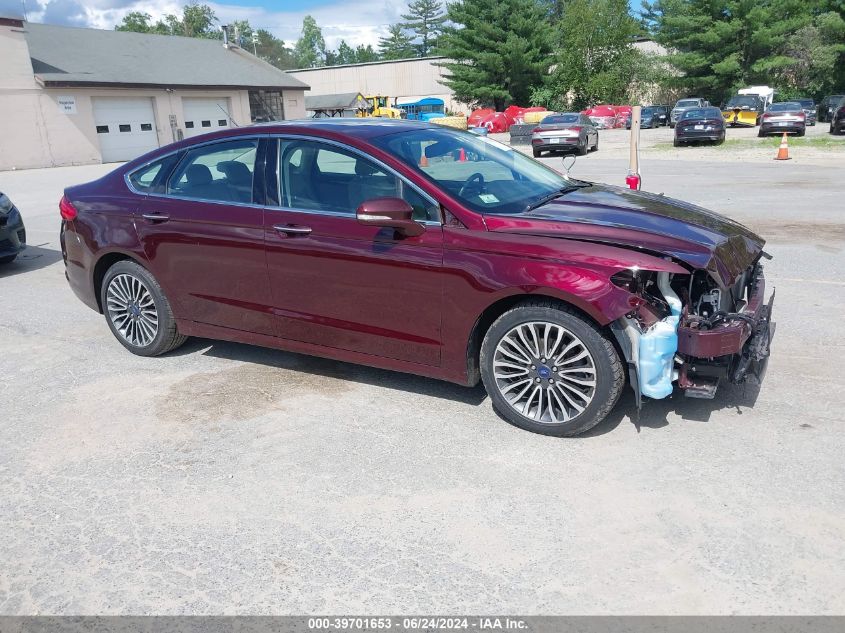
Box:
[357,95,405,119]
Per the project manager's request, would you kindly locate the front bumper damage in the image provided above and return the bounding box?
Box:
[678,266,775,398]
[612,263,774,405]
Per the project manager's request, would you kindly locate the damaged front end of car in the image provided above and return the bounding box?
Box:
[610,257,775,406]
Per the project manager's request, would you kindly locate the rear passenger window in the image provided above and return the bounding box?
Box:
[167,139,258,203]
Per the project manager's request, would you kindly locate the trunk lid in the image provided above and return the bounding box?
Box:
[483,182,765,287]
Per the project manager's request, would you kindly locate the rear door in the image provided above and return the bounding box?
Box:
[263,137,444,366]
[135,136,275,335]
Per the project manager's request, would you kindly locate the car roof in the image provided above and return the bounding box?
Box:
[119,118,451,171]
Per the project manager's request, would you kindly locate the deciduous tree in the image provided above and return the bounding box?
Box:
[294,15,327,68]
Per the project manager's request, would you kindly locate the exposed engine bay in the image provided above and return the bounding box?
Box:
[611,259,775,404]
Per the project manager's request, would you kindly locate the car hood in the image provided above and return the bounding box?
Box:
[482,182,765,287]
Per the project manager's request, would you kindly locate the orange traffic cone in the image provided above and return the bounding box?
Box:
[774,132,791,161]
[458,147,467,162]
[419,152,429,167]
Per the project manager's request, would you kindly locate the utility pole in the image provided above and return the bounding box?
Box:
[252,32,259,56]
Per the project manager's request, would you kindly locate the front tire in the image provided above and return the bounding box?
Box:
[480,301,624,437]
[101,260,187,356]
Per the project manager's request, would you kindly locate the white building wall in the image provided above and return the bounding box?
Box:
[0,20,307,170]
[288,57,471,115]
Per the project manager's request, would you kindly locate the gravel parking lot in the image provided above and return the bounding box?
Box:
[1,138,844,614]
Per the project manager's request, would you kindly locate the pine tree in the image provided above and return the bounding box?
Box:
[436,0,553,109]
[294,15,326,68]
[644,0,817,103]
[379,24,416,60]
[401,0,446,56]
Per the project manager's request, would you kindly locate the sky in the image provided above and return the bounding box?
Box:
[0,0,409,48]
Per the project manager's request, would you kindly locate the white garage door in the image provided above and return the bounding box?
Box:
[182,98,232,138]
[93,97,159,163]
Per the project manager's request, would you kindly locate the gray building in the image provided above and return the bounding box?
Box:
[0,16,309,170]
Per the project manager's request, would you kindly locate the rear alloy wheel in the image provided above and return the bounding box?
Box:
[480,301,624,437]
[101,260,187,356]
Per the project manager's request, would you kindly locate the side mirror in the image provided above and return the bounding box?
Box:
[356,197,425,237]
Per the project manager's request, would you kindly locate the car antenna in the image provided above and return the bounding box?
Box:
[217,104,239,127]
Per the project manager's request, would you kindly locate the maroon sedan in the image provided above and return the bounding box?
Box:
[60,120,774,436]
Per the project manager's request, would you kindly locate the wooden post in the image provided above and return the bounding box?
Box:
[626,106,642,190]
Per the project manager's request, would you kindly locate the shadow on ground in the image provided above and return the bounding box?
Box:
[0,245,62,278]
[175,337,761,432]
[181,337,489,407]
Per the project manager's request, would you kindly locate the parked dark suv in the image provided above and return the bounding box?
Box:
[59,120,774,437]
[818,94,845,122]
[0,191,26,264]
[830,97,845,135]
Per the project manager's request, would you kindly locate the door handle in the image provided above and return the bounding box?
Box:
[141,213,170,223]
[273,224,312,236]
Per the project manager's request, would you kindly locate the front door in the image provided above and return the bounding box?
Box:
[263,137,444,366]
[135,136,275,335]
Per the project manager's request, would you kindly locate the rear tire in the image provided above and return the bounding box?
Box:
[480,300,625,437]
[101,260,187,357]
[577,140,588,156]
[673,138,681,147]
[532,148,542,158]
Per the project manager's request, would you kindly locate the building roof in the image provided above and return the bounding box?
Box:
[24,22,309,90]
[288,56,446,74]
[304,92,368,111]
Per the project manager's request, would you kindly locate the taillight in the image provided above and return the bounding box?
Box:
[797,112,806,119]
[59,195,78,220]
[762,113,771,119]
[533,127,541,133]
[570,126,582,132]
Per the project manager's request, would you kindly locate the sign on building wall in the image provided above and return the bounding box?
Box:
[57,96,76,114]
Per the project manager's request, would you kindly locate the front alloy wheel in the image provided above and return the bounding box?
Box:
[480,301,624,436]
[493,322,597,424]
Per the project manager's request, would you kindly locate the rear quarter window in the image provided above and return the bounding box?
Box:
[128,154,180,193]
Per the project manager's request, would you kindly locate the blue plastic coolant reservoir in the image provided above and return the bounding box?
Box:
[638,272,682,399]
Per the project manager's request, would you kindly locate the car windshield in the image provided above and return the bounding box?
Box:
[769,102,801,112]
[372,127,576,215]
[797,99,814,108]
[826,95,845,105]
[641,107,655,116]
[676,100,699,108]
[682,108,720,119]
[726,95,759,108]
[542,114,579,125]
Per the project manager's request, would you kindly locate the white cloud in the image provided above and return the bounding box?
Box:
[25,0,409,49]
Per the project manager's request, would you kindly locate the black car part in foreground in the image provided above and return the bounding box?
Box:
[0,192,26,264]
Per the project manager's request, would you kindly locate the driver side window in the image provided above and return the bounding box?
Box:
[277,139,439,222]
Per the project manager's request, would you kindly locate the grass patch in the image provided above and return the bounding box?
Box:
[651,134,845,151]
